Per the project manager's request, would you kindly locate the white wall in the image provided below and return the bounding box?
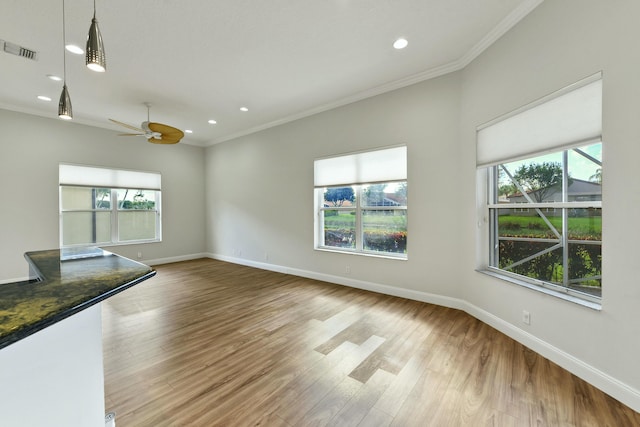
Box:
[205,0,640,411]
[459,0,640,409]
[206,72,465,302]
[0,109,207,281]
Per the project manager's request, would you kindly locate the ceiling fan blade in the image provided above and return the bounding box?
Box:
[146,133,181,144]
[109,118,144,132]
[147,122,184,144]
[109,116,184,144]
[153,136,181,144]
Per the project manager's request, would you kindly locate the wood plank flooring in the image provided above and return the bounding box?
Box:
[102,258,640,426]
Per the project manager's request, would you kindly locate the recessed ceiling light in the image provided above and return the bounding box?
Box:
[208,119,217,125]
[240,107,249,112]
[65,44,84,55]
[185,129,193,134]
[37,95,52,102]
[47,74,63,81]
[393,38,408,49]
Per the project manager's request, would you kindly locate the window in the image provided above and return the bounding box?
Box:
[59,164,161,247]
[488,143,602,299]
[477,73,602,302]
[314,146,407,258]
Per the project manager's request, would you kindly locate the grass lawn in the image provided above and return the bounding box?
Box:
[498,214,601,240]
[323,212,407,231]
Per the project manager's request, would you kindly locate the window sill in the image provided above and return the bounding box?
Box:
[315,247,407,261]
[63,239,161,250]
[103,239,162,247]
[476,269,601,311]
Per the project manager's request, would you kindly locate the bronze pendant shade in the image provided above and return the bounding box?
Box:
[58,83,72,120]
[58,0,72,120]
[86,4,106,73]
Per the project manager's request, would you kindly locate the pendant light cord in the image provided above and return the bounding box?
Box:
[62,0,67,84]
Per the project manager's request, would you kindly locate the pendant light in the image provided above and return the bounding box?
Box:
[86,0,106,72]
[58,0,72,120]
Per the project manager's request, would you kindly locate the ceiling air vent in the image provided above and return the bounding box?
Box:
[1,39,38,61]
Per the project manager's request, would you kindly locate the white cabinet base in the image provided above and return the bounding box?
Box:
[0,305,105,427]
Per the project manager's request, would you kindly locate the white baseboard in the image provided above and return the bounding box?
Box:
[464,303,640,412]
[206,252,640,413]
[144,252,210,266]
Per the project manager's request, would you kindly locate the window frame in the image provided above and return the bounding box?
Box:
[314,145,408,259]
[60,185,162,248]
[315,181,408,259]
[59,164,162,248]
[114,188,162,244]
[476,73,603,306]
[484,144,602,304]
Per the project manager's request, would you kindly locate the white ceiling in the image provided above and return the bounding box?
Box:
[0,0,542,146]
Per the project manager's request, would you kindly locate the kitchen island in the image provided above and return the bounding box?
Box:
[0,248,155,426]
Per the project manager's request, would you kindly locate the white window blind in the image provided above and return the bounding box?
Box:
[59,164,161,190]
[314,145,407,187]
[476,73,602,167]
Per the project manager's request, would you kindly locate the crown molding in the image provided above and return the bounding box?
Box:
[207,0,545,147]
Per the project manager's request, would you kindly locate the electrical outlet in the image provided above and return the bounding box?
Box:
[345,265,351,274]
[137,252,142,259]
[522,310,531,325]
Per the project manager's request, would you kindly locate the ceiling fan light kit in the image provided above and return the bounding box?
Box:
[86,0,106,72]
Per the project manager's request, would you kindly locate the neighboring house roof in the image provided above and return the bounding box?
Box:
[323,192,406,207]
[505,178,601,202]
[323,199,355,208]
[565,178,602,196]
[382,193,406,205]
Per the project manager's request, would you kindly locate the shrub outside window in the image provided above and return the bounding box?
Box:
[317,182,407,257]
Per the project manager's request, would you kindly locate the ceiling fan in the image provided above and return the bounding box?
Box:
[109,103,184,144]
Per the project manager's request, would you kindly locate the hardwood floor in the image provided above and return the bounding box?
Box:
[102,258,640,426]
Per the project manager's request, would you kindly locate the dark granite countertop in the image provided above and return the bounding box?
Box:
[0,248,155,350]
